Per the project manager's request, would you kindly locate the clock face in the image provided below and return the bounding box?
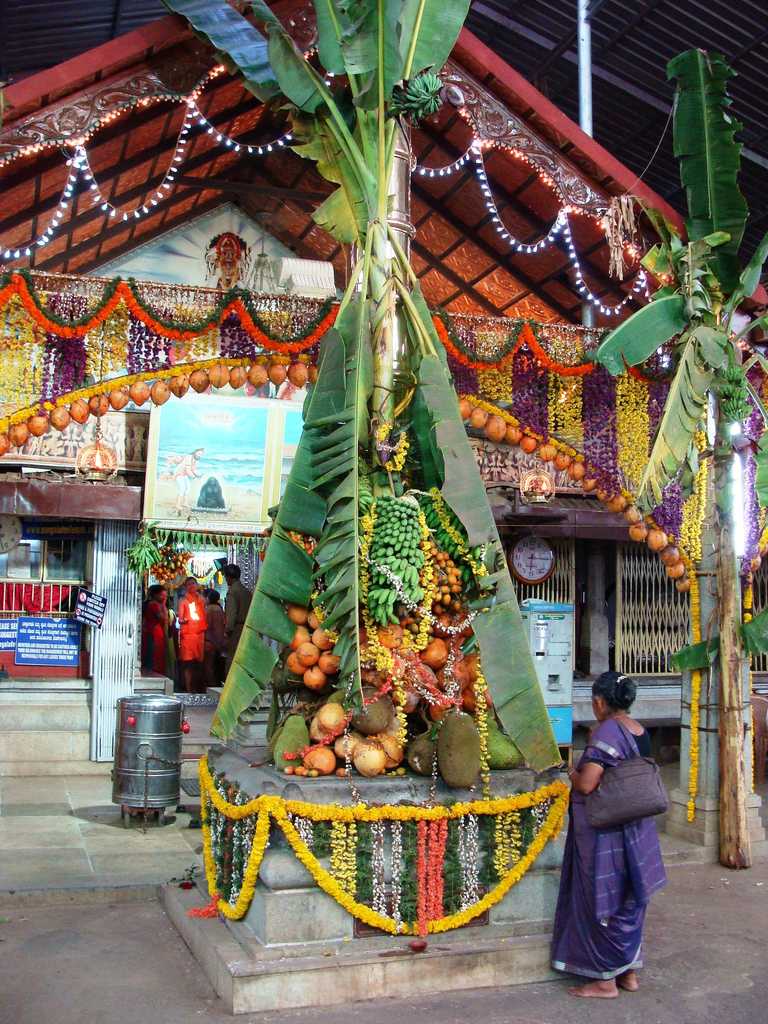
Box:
[0,515,22,555]
[510,536,555,585]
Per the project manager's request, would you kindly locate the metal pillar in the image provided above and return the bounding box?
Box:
[577,0,595,328]
[89,520,140,762]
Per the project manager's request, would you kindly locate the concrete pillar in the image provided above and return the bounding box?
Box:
[580,543,609,675]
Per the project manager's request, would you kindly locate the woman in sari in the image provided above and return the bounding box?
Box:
[552,671,667,998]
[141,585,169,675]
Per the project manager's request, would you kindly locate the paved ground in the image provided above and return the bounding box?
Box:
[1,859,766,1024]
[0,773,201,891]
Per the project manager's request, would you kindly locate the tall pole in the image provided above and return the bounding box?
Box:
[577,0,594,328]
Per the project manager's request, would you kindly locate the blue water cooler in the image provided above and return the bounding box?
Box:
[520,600,574,746]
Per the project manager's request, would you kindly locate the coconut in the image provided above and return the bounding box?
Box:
[303,666,328,691]
[296,642,320,667]
[50,407,71,431]
[484,415,507,443]
[554,452,572,471]
[189,369,210,393]
[353,740,387,777]
[149,380,169,406]
[88,394,109,417]
[290,625,311,650]
[458,398,473,420]
[468,407,488,430]
[309,364,319,384]
[646,528,668,552]
[666,561,686,580]
[303,746,336,775]
[407,733,436,776]
[9,422,29,448]
[316,702,347,735]
[309,716,325,742]
[568,461,586,481]
[312,628,333,651]
[538,443,557,462]
[520,435,537,454]
[624,506,642,524]
[229,366,247,389]
[421,638,448,670]
[128,381,150,406]
[247,363,269,388]
[376,733,404,769]
[287,604,309,625]
[0,434,10,456]
[504,424,522,445]
[607,494,628,513]
[582,478,597,493]
[268,362,287,386]
[352,692,394,736]
[288,362,309,388]
[307,610,321,630]
[628,522,648,543]
[208,363,230,389]
[70,399,90,424]
[285,652,304,675]
[676,578,691,593]
[377,624,403,649]
[318,652,340,675]
[168,375,189,399]
[334,732,364,760]
[109,387,130,410]
[27,414,49,437]
[660,545,680,566]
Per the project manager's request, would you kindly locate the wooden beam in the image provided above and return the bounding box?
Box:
[412,239,502,316]
[175,176,328,203]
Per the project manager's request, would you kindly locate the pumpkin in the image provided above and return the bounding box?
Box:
[208,363,230,389]
[0,433,9,456]
[666,561,686,579]
[9,422,29,448]
[520,435,537,454]
[70,399,90,424]
[168,375,189,398]
[128,381,150,406]
[607,494,628,514]
[675,578,691,593]
[88,394,109,417]
[660,545,681,566]
[288,362,309,388]
[468,407,488,430]
[458,398,473,420]
[296,642,320,667]
[229,366,247,390]
[27,413,49,437]
[316,702,347,735]
[303,666,328,691]
[303,747,336,775]
[538,443,557,462]
[646,529,668,552]
[628,522,648,543]
[108,387,130,410]
[287,604,309,625]
[50,407,71,431]
[624,506,642,524]
[247,363,269,388]
[268,362,287,386]
[421,638,448,670]
[568,461,586,481]
[150,380,170,406]
[554,452,572,471]
[189,369,210,393]
[484,415,507,443]
[582,478,598,493]
[318,652,340,675]
[290,625,311,650]
[505,424,522,445]
[312,628,333,651]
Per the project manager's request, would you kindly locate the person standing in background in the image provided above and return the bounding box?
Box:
[223,564,252,673]
[178,577,207,693]
[141,584,169,675]
[203,588,226,689]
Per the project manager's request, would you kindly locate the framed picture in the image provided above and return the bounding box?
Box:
[143,392,299,533]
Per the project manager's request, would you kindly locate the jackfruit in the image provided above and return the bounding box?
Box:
[272,715,309,769]
[486,720,524,769]
[437,712,481,788]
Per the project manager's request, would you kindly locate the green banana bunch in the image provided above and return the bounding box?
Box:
[367,495,424,625]
[718,366,751,426]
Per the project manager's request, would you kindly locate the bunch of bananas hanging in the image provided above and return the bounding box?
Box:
[126,529,162,576]
[718,366,751,426]
[152,545,191,584]
[367,495,424,625]
[419,493,484,588]
[358,473,374,517]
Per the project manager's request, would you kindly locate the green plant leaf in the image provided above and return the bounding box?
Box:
[398,0,472,79]
[693,325,729,370]
[757,433,768,508]
[267,29,325,112]
[595,295,687,375]
[671,636,719,671]
[635,331,712,511]
[161,0,279,101]
[726,229,768,314]
[407,288,559,771]
[742,607,768,656]
[313,0,347,75]
[667,49,748,293]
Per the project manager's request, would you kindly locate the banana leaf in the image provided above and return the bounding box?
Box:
[726,229,768,315]
[671,636,719,671]
[398,0,473,79]
[160,0,279,101]
[596,295,686,375]
[635,330,711,512]
[758,434,768,509]
[667,49,747,294]
[742,607,768,657]
[406,285,559,770]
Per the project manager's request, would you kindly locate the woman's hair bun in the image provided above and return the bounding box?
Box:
[593,670,636,710]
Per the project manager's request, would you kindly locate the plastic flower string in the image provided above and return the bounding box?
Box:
[512,344,548,437]
[457,814,481,909]
[477,365,513,402]
[371,821,387,916]
[548,372,584,447]
[679,431,708,565]
[653,482,683,541]
[615,373,650,489]
[687,574,702,822]
[473,667,491,798]
[390,821,404,933]
[582,365,621,493]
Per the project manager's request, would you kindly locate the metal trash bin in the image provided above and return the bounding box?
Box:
[112,694,185,823]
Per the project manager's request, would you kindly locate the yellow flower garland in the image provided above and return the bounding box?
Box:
[679,432,708,566]
[196,756,569,930]
[615,374,650,489]
[687,575,702,822]
[473,668,491,799]
[429,488,487,579]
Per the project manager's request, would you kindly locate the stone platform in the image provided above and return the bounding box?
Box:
[165,747,566,1015]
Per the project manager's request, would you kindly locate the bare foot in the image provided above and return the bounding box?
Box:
[568,980,619,999]
[618,970,639,991]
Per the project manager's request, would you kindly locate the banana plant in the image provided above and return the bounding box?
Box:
[163,0,560,769]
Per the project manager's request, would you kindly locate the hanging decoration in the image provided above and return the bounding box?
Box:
[197,756,569,930]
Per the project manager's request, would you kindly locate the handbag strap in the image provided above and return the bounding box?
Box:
[613,719,641,759]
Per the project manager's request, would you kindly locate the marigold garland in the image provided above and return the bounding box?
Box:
[195,756,569,932]
[679,431,708,566]
[615,374,650,489]
[687,574,702,822]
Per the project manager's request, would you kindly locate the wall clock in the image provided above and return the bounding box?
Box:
[0,515,22,555]
[509,535,555,585]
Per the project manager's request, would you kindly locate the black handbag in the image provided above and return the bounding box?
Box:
[585,728,669,829]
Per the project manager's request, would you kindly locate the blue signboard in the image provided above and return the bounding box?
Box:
[0,617,18,652]
[14,617,81,667]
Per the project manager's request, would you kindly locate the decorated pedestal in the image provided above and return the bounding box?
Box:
[165,747,567,1014]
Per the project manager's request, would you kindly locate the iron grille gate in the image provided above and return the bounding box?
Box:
[90,520,140,762]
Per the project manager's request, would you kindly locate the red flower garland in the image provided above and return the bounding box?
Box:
[416,819,429,937]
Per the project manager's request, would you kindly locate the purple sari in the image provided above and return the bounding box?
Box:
[551,718,667,980]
